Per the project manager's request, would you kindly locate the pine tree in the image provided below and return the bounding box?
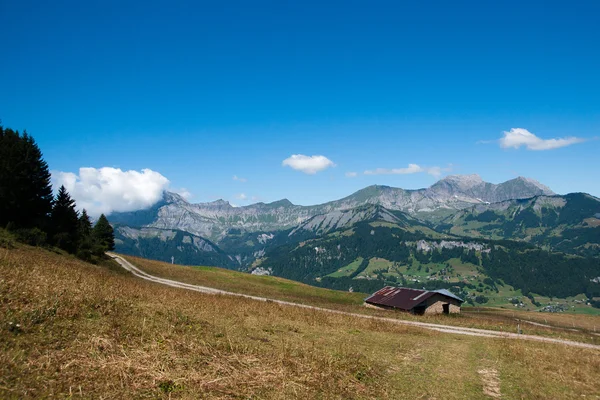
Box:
[51,186,79,253]
[76,209,94,261]
[0,125,53,230]
[78,209,92,238]
[93,214,115,252]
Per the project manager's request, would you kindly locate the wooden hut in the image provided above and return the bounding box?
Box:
[364,286,463,315]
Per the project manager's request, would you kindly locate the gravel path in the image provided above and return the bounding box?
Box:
[109,253,600,350]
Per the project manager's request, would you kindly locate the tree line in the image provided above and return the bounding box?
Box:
[481,247,600,299]
[0,124,114,262]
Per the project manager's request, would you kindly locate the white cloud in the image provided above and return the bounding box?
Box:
[233,175,247,182]
[426,166,442,177]
[499,128,585,151]
[51,167,170,217]
[345,171,358,178]
[363,163,445,177]
[282,154,336,174]
[235,193,248,200]
[364,164,423,175]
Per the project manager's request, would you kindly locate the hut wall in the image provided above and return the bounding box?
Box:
[421,294,461,314]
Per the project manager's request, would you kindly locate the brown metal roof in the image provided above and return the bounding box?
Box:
[365,286,463,310]
[364,286,436,311]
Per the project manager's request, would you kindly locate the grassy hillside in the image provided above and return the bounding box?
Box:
[2,242,600,398]
[122,254,368,309]
[122,254,600,343]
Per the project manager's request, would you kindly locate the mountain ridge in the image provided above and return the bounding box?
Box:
[108,174,558,242]
[108,179,600,305]
[441,192,600,257]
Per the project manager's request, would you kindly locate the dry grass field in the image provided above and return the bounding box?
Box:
[464,307,600,333]
[121,255,369,308]
[123,254,600,345]
[2,243,600,399]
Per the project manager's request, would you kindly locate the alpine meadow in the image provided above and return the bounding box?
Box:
[2,1,600,398]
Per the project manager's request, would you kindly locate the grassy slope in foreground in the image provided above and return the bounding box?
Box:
[122,254,600,344]
[121,254,368,308]
[2,246,600,399]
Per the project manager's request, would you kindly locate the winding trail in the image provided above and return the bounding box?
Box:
[108,253,600,350]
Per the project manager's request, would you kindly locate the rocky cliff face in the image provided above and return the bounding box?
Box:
[288,205,410,237]
[443,194,567,222]
[116,226,218,253]
[113,225,237,267]
[318,175,554,216]
[109,175,556,243]
[428,175,553,204]
[145,198,314,241]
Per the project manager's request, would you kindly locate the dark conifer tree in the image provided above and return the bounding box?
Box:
[76,209,94,260]
[78,209,92,238]
[50,186,79,253]
[93,214,115,251]
[0,125,53,230]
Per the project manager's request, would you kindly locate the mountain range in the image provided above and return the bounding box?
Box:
[108,174,600,305]
[110,174,555,243]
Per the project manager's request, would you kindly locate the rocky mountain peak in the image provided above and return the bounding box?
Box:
[265,198,294,208]
[206,199,232,207]
[435,174,484,189]
[163,191,189,204]
[511,176,554,195]
[343,184,394,203]
[113,175,561,243]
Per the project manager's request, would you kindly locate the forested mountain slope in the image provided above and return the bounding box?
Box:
[257,213,600,304]
[440,193,600,257]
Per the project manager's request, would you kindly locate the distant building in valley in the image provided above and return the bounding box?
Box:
[364,286,463,315]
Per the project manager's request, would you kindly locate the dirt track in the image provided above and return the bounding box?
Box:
[109,253,600,350]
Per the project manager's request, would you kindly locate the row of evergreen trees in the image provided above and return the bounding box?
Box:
[0,124,115,261]
[50,185,115,261]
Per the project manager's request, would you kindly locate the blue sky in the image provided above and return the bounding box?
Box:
[1,0,599,213]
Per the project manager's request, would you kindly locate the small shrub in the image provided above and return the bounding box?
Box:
[157,380,181,393]
[0,229,16,248]
[13,228,47,246]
